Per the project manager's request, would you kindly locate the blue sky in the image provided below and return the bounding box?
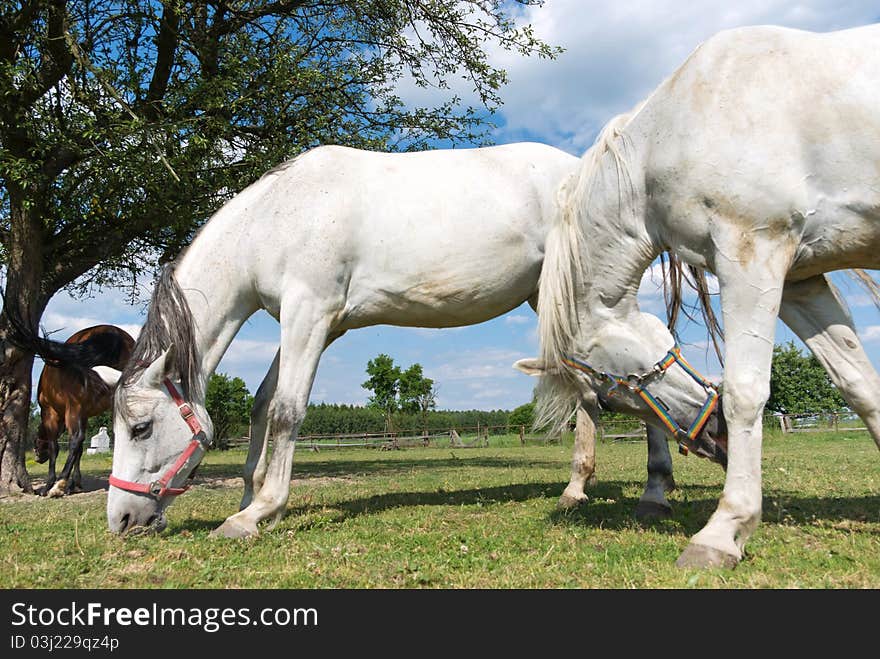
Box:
[36,1,880,410]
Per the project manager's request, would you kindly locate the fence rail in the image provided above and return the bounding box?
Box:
[50,412,869,452]
[771,412,867,434]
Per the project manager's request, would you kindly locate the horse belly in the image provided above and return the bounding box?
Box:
[343,252,541,329]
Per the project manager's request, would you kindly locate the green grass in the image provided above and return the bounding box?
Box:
[2,431,878,588]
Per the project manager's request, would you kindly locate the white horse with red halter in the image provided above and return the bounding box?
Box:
[528,23,880,568]
[100,141,720,537]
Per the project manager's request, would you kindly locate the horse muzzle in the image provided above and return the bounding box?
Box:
[690,394,728,468]
[107,488,167,535]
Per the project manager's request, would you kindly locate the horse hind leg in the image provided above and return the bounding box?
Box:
[240,350,278,511]
[780,274,880,449]
[48,411,86,498]
[212,294,334,538]
[558,405,598,509]
[635,424,675,521]
[36,409,62,496]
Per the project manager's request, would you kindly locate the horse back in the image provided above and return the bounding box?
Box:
[65,325,135,370]
[36,325,133,413]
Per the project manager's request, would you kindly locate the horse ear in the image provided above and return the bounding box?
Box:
[513,358,547,376]
[92,366,122,387]
[140,345,177,388]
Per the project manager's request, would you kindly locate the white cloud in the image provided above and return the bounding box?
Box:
[221,339,278,364]
[858,326,880,343]
[430,347,530,382]
[487,0,880,153]
[504,314,533,325]
[39,312,141,342]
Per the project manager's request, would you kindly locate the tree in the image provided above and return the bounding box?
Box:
[362,354,401,431]
[0,1,558,492]
[361,354,435,431]
[508,402,534,429]
[767,341,846,415]
[399,363,436,430]
[205,372,253,449]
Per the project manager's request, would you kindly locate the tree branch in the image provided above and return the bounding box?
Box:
[142,1,181,120]
[17,0,74,110]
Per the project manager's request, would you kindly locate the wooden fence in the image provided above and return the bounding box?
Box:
[229,423,562,451]
[55,412,870,452]
[771,412,868,434]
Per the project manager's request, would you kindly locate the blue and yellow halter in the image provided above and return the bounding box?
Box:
[562,346,719,455]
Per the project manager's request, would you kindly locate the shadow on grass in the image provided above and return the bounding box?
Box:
[193,454,565,481]
[170,478,880,538]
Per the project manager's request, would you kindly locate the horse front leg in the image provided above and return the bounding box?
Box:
[635,424,675,520]
[240,351,278,511]
[558,404,598,509]
[676,239,790,569]
[212,296,331,539]
[780,274,880,449]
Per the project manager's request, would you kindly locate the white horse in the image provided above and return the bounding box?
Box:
[522,23,880,567]
[29,141,724,537]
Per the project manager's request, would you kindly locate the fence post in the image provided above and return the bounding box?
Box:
[519,425,525,446]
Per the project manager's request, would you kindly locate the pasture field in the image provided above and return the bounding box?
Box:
[1,430,878,588]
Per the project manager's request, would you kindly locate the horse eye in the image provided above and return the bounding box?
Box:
[131,421,152,438]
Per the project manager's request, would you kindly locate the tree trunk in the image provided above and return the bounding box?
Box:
[0,186,49,495]
[0,339,35,494]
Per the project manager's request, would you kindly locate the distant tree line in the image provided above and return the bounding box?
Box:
[300,404,510,436]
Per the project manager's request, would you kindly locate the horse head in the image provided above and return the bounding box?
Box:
[106,346,214,535]
[516,312,728,466]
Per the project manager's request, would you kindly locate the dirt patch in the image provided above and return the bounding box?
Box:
[0,475,109,502]
[0,474,354,503]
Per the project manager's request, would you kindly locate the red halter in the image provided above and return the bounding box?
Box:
[108,378,209,499]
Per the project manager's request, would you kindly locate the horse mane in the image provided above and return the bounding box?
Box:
[846,269,880,311]
[120,263,203,401]
[534,106,642,431]
[661,253,725,364]
[663,263,880,365]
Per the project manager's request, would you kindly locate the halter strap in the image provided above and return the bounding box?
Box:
[108,378,209,499]
[563,346,718,455]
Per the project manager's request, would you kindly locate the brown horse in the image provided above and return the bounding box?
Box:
[35,324,134,496]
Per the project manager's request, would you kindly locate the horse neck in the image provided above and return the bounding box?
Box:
[571,141,657,329]
[172,221,257,386]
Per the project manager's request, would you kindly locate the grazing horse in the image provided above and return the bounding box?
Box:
[10,142,726,536]
[521,23,880,567]
[34,324,134,496]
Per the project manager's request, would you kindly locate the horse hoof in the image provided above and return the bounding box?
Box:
[210,518,258,539]
[557,493,588,510]
[635,500,673,521]
[675,543,739,569]
[47,480,67,498]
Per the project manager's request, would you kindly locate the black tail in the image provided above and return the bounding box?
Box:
[3,298,130,370]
